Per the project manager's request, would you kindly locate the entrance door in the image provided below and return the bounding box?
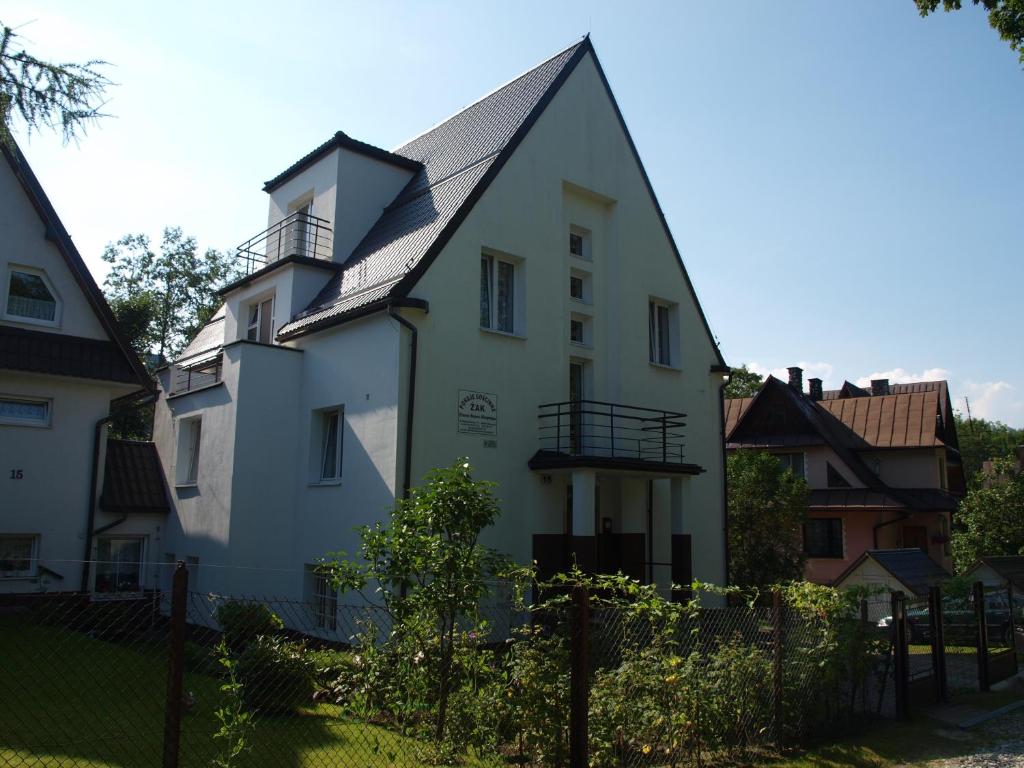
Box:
[902,525,929,552]
[569,362,583,454]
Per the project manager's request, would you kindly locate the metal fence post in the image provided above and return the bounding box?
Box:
[570,585,590,768]
[163,561,188,768]
[929,585,948,703]
[772,589,784,748]
[892,590,909,719]
[1009,581,1019,674]
[974,580,990,692]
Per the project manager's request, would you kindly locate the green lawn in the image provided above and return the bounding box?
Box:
[0,616,435,767]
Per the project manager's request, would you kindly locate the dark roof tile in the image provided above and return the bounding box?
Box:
[100,439,170,514]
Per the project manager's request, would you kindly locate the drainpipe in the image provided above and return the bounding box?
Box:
[388,303,427,497]
[81,414,114,592]
[718,378,730,586]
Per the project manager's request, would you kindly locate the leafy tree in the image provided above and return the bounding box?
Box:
[951,458,1024,571]
[724,365,764,399]
[0,22,111,146]
[727,450,809,589]
[324,459,522,746]
[954,413,1024,485]
[102,227,240,362]
[915,0,1024,65]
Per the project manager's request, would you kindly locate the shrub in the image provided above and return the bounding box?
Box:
[236,635,315,714]
[215,601,283,655]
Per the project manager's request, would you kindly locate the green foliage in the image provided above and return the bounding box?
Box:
[727,450,810,589]
[0,22,111,146]
[212,640,254,768]
[235,636,316,715]
[102,227,241,361]
[724,365,764,399]
[214,601,284,656]
[502,625,571,765]
[952,457,1024,570]
[954,414,1023,485]
[915,0,1024,65]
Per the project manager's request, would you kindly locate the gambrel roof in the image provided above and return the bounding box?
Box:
[269,38,725,367]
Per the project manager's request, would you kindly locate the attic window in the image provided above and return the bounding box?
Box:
[5,267,59,326]
[826,462,851,488]
[775,452,805,479]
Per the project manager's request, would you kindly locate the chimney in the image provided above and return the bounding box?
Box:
[809,377,823,401]
[871,379,890,396]
[787,366,803,391]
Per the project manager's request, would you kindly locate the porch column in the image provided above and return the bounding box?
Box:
[570,470,597,573]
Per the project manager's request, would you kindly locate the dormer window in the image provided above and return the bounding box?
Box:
[5,266,60,326]
[246,296,275,344]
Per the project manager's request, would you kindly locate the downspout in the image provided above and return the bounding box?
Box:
[718,378,730,586]
[81,414,113,592]
[388,302,427,497]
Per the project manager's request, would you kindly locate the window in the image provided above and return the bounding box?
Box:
[648,301,672,365]
[0,396,50,427]
[480,253,516,333]
[246,296,275,344]
[570,275,584,300]
[776,453,805,479]
[569,227,590,260]
[307,566,338,631]
[570,319,584,344]
[94,537,144,593]
[804,519,843,558]
[826,462,851,488]
[318,408,343,481]
[5,267,58,324]
[0,535,37,577]
[176,417,202,486]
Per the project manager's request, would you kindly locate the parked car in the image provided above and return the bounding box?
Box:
[876,593,1023,646]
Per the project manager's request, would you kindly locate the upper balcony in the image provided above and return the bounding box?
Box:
[236,212,333,275]
[529,400,703,475]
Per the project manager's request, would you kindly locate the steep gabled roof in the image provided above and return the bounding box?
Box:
[818,390,944,449]
[969,555,1024,592]
[275,38,726,367]
[1,141,150,390]
[100,439,170,515]
[835,549,949,596]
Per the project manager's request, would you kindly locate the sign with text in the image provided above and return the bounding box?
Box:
[457,390,498,436]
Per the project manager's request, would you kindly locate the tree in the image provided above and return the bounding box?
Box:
[951,458,1024,571]
[324,459,521,746]
[0,22,111,146]
[102,227,240,362]
[727,450,810,589]
[954,413,1024,485]
[915,0,1024,65]
[724,365,764,399]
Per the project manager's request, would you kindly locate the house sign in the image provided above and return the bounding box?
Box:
[457,390,497,436]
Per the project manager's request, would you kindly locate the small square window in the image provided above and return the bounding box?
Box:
[5,267,59,325]
[569,228,591,260]
[0,396,51,427]
[480,252,517,334]
[570,276,584,300]
[804,519,843,559]
[0,535,38,577]
[94,537,145,593]
[776,453,805,479]
[570,319,584,344]
[246,296,275,344]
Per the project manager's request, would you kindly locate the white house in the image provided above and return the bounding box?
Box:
[153,38,729,610]
[0,141,164,594]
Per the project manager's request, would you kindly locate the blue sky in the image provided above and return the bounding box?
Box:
[3,1,1022,425]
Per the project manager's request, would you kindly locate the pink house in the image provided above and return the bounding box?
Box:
[724,368,963,584]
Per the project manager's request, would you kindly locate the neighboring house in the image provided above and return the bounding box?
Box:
[152,37,729,608]
[724,368,963,585]
[0,141,165,594]
[834,548,950,599]
[964,556,1024,594]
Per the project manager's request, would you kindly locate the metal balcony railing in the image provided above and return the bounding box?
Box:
[538,400,687,464]
[170,353,222,396]
[236,212,333,275]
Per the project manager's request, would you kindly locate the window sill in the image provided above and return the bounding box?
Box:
[2,313,61,330]
[570,341,593,350]
[309,479,343,488]
[569,253,592,264]
[175,482,198,490]
[649,361,682,372]
[480,327,526,341]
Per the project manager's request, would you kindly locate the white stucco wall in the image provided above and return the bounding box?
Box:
[334,150,415,262]
[267,149,340,230]
[861,448,944,489]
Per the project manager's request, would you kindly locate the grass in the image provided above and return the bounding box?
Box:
[0,616,439,767]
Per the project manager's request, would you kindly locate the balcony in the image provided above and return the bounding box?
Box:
[236,212,333,275]
[530,400,703,475]
[169,353,222,397]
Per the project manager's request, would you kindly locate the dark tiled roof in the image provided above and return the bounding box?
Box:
[977,556,1024,591]
[263,130,422,192]
[818,391,944,448]
[864,549,949,596]
[277,40,586,339]
[177,305,226,363]
[100,439,170,514]
[1,326,139,383]
[809,489,904,510]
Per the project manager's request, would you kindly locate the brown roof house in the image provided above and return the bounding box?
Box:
[724,368,963,585]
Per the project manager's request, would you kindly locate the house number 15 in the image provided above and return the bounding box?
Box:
[10,469,23,479]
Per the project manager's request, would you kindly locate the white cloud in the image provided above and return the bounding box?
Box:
[746,361,836,389]
[956,380,1024,426]
[853,368,950,388]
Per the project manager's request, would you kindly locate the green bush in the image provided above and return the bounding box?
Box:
[215,601,284,655]
[236,635,315,714]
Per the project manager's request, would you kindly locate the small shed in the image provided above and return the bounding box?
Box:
[833,549,950,618]
[963,556,1024,594]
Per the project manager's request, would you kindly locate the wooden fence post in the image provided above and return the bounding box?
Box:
[892,591,909,719]
[928,585,947,703]
[569,585,590,768]
[772,589,784,748]
[974,580,990,692]
[163,561,188,768]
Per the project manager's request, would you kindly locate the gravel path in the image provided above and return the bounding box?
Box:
[922,708,1024,767]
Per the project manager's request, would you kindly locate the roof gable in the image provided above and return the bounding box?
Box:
[1,141,149,389]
